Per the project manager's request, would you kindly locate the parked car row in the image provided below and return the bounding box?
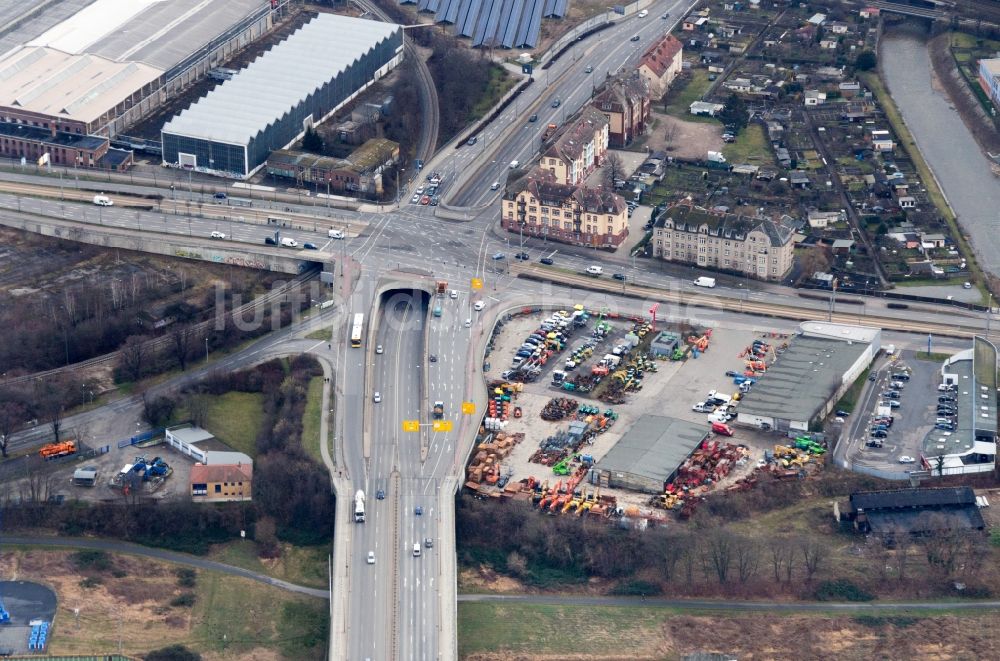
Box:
[507,310,586,382]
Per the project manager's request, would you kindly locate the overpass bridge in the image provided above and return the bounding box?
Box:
[868,0,949,19]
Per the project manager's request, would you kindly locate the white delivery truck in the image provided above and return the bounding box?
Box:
[693,276,716,288]
[328,229,345,239]
[93,194,113,206]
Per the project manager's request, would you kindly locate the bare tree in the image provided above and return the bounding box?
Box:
[119,335,148,382]
[797,245,832,281]
[663,122,678,150]
[767,536,794,583]
[800,536,830,582]
[0,401,26,458]
[21,462,53,503]
[734,536,761,584]
[34,379,67,444]
[185,393,209,429]
[704,530,734,584]
[170,325,192,371]
[602,153,626,189]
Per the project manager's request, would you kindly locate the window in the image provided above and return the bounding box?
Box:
[214,484,221,493]
[725,250,730,256]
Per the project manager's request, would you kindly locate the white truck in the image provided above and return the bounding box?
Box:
[707,151,727,164]
[693,276,716,288]
[354,490,366,523]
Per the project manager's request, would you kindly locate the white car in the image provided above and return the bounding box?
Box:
[449,290,458,299]
[415,186,425,195]
[692,402,714,413]
[92,195,113,206]
[210,231,226,239]
[898,455,916,464]
[375,345,384,354]
[473,300,485,311]
[373,392,382,403]
[367,551,375,565]
[490,181,501,191]
[464,318,472,328]
[410,194,420,204]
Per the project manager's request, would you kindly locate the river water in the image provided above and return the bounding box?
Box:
[880,29,1000,275]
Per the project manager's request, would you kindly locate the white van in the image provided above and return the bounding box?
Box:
[413,543,421,557]
[693,276,716,288]
[509,160,519,169]
[280,237,298,248]
[92,195,113,206]
[638,9,648,17]
[586,265,603,276]
[328,229,345,239]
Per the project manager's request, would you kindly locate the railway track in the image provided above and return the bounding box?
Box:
[513,264,987,339]
[2,268,319,389]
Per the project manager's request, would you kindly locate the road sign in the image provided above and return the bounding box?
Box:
[461,401,476,415]
[471,278,483,290]
[432,420,453,432]
[402,420,420,432]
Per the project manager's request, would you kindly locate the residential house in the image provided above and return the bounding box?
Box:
[774,147,791,167]
[501,175,629,248]
[539,106,609,186]
[814,65,845,80]
[838,81,862,98]
[593,74,651,147]
[831,239,855,256]
[683,15,709,30]
[766,121,784,142]
[808,13,826,25]
[789,171,811,188]
[819,38,838,50]
[828,22,849,34]
[651,204,796,280]
[804,90,827,106]
[859,7,880,19]
[898,196,916,209]
[807,210,843,229]
[190,462,253,503]
[638,34,684,98]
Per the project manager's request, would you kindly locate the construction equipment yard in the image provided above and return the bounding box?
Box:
[469,308,827,522]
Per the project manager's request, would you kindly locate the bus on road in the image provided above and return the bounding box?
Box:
[350,313,364,348]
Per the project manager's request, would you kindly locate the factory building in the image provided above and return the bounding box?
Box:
[594,415,710,493]
[161,14,403,179]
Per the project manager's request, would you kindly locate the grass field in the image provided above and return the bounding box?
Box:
[305,327,332,340]
[722,123,769,163]
[201,391,265,458]
[206,539,329,590]
[471,66,518,120]
[1,548,326,660]
[457,602,1000,659]
[302,376,326,464]
[833,367,870,414]
[664,69,716,121]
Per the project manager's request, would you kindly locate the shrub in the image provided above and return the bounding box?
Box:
[145,645,202,661]
[610,579,663,596]
[175,568,197,588]
[71,550,112,572]
[79,576,102,588]
[170,593,196,608]
[814,579,874,602]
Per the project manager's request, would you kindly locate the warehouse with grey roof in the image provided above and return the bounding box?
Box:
[161,13,403,178]
[736,322,881,433]
[594,415,710,493]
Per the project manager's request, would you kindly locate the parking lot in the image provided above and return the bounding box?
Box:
[847,350,946,469]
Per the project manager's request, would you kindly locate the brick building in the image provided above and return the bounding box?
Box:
[265,138,398,196]
[592,74,651,148]
[638,34,683,98]
[538,107,609,186]
[652,204,796,280]
[0,121,132,170]
[190,463,253,503]
[501,174,629,248]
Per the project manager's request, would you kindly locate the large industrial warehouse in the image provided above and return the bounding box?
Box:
[595,415,710,493]
[737,322,881,433]
[161,14,403,179]
[0,0,280,138]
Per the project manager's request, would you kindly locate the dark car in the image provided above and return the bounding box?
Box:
[376,489,385,500]
[529,114,538,122]
[935,423,955,430]
[938,395,956,403]
[264,236,277,245]
[891,373,910,381]
[303,242,317,250]
[429,354,437,362]
[612,273,627,281]
[515,252,530,260]
[213,192,227,201]
[868,374,877,381]
[630,34,640,41]
[551,99,561,108]
[883,391,900,399]
[870,430,888,439]
[835,409,850,417]
[540,257,554,265]
[466,136,478,145]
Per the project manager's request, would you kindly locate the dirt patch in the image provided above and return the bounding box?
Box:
[459,566,526,593]
[645,112,724,160]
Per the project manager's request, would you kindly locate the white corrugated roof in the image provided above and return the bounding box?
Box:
[27,0,163,54]
[162,14,400,146]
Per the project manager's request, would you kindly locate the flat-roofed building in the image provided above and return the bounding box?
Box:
[595,415,710,493]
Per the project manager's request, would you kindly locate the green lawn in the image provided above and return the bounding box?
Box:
[722,123,770,163]
[206,539,329,590]
[833,367,870,414]
[470,66,518,120]
[199,391,265,458]
[305,327,332,341]
[193,567,327,659]
[664,68,716,121]
[302,376,326,465]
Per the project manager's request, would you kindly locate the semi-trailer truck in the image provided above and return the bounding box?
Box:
[354,490,366,522]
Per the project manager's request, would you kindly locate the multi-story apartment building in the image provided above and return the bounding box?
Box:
[652,204,796,280]
[538,106,609,186]
[638,33,683,99]
[501,175,629,248]
[592,74,651,147]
